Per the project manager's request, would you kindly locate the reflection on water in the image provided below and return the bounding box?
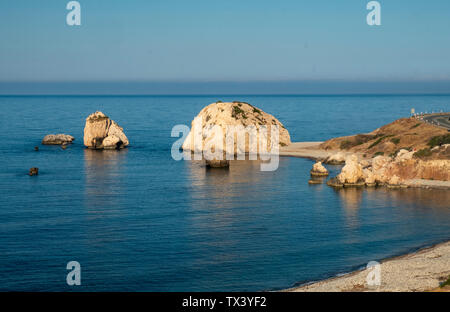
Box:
[334,186,450,231]
[335,187,363,229]
[83,149,129,246]
[367,187,450,212]
[334,186,450,213]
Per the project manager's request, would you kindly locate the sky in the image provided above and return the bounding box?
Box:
[1,0,450,94]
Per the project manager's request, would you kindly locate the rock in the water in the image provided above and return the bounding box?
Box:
[34,146,39,151]
[308,179,323,184]
[83,111,129,150]
[182,102,291,155]
[327,177,344,188]
[42,134,75,145]
[206,159,230,168]
[337,155,364,184]
[310,161,329,176]
[29,167,39,176]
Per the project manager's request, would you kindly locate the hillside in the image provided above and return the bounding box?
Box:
[320,117,450,160]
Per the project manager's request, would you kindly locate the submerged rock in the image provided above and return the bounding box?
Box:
[83,111,129,150]
[182,102,291,155]
[29,167,39,176]
[327,177,344,188]
[205,159,230,168]
[42,134,75,145]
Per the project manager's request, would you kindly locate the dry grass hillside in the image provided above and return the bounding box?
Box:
[320,118,450,160]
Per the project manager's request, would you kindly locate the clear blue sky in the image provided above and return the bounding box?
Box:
[1,0,450,93]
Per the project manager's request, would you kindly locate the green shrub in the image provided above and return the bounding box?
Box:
[232,105,247,119]
[340,140,353,150]
[373,151,384,157]
[427,134,450,148]
[441,276,450,288]
[253,107,262,114]
[369,137,384,149]
[368,134,395,149]
[410,123,421,129]
[414,148,432,158]
[391,137,400,145]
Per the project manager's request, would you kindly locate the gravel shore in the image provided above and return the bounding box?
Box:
[287,240,450,292]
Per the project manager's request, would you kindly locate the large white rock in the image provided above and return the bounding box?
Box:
[83,111,129,149]
[182,102,291,155]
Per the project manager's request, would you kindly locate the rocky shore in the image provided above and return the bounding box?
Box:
[280,118,450,190]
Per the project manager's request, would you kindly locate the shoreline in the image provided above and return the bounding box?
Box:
[284,239,450,292]
[278,141,450,292]
[280,142,450,189]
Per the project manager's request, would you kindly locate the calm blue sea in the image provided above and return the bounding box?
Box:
[0,95,449,291]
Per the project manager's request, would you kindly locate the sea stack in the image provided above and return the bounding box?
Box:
[83,111,129,150]
[182,101,291,155]
[310,161,329,176]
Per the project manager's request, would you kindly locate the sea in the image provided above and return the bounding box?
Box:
[0,94,449,291]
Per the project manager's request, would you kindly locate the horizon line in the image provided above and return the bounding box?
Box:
[1,93,450,97]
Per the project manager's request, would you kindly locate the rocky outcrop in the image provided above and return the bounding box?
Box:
[83,112,129,150]
[182,102,291,155]
[337,155,364,185]
[42,134,75,145]
[328,151,450,189]
[324,151,346,165]
[363,168,376,186]
[310,161,329,176]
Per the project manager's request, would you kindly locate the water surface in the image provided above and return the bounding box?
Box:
[0,95,449,291]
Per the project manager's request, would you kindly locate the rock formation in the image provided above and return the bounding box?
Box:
[42,134,75,145]
[182,102,291,156]
[324,151,346,165]
[328,151,450,188]
[83,111,129,150]
[337,155,364,185]
[310,161,329,176]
